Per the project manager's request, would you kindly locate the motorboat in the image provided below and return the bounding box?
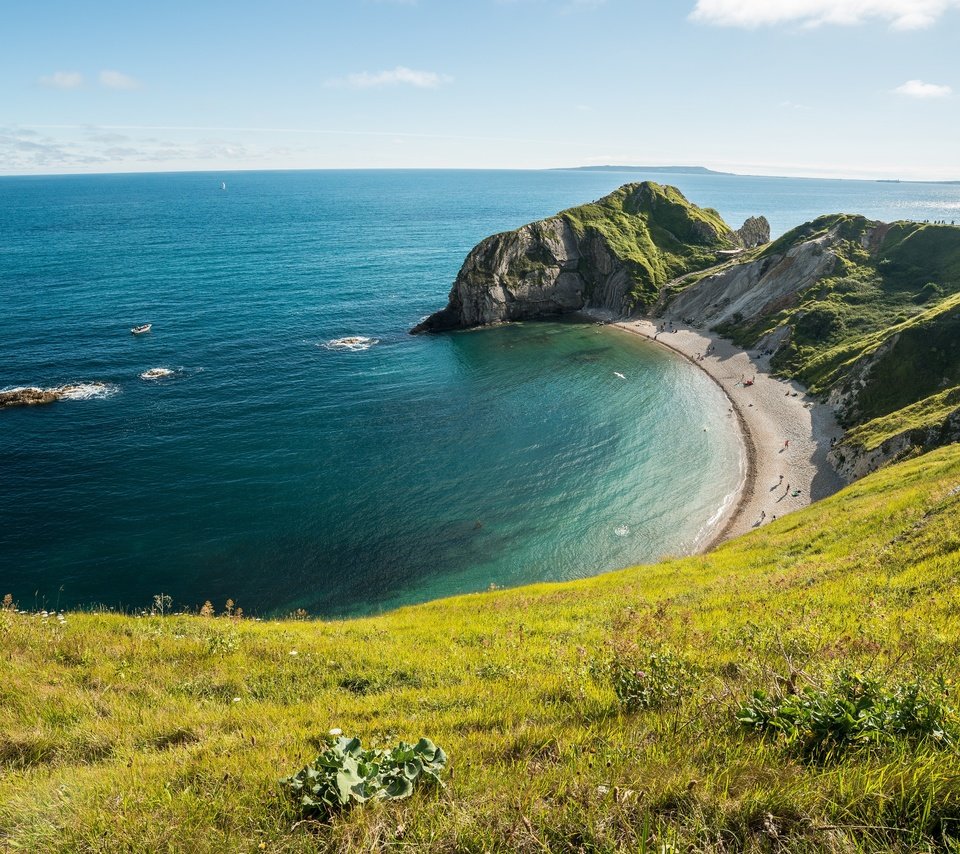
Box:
[131,324,152,335]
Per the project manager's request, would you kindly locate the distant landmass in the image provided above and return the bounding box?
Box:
[556,165,734,176]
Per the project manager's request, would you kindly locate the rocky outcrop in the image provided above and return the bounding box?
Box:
[413,217,594,332]
[0,387,61,408]
[0,383,114,409]
[736,216,770,248]
[412,182,756,333]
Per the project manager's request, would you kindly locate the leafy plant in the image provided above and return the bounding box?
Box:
[597,648,696,712]
[737,671,956,759]
[281,734,446,815]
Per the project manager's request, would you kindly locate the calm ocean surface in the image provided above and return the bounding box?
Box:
[3,169,959,616]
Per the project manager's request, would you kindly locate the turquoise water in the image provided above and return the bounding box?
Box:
[3,170,959,616]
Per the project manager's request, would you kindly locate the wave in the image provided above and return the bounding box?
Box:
[56,382,119,400]
[321,336,379,352]
[139,368,175,380]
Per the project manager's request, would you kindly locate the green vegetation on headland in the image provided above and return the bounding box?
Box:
[3,445,960,852]
[559,182,737,310]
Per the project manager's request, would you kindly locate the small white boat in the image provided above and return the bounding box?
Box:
[221,182,227,190]
[131,323,152,335]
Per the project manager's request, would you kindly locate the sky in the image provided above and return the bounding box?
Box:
[2,0,959,179]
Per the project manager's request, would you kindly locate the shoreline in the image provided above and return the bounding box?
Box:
[586,311,846,549]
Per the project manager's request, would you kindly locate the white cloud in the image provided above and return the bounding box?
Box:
[99,69,141,90]
[893,78,953,97]
[39,71,83,89]
[690,0,960,30]
[328,66,452,89]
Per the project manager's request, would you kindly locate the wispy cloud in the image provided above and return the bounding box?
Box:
[327,65,452,89]
[893,78,953,97]
[38,71,83,89]
[690,0,960,30]
[99,69,141,90]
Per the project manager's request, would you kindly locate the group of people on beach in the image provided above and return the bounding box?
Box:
[756,456,803,526]
[653,321,679,340]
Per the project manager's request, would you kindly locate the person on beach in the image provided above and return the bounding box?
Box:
[784,439,790,449]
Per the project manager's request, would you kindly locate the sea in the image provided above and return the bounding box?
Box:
[2,169,959,617]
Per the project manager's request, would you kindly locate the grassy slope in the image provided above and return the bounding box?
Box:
[559,183,736,310]
[3,447,960,852]
[718,218,960,427]
[839,385,960,452]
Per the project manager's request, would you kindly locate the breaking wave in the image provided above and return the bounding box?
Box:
[139,368,175,380]
[54,382,119,401]
[322,336,379,352]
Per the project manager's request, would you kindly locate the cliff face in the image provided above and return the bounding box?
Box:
[660,227,840,331]
[413,182,759,333]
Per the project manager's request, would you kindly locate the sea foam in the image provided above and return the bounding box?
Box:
[322,336,379,352]
[140,368,175,380]
[55,382,118,400]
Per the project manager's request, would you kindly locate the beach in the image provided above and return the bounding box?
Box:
[601,315,846,546]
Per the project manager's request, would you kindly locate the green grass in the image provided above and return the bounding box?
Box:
[558,182,737,310]
[4,446,960,852]
[715,216,960,432]
[839,385,960,452]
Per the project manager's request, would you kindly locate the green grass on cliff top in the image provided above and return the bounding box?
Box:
[839,385,960,453]
[559,182,736,310]
[3,446,960,852]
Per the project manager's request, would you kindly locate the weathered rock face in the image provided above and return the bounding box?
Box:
[412,182,757,334]
[412,217,622,332]
[659,230,839,330]
[736,216,771,248]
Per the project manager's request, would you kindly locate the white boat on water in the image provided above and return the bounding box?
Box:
[221,182,227,190]
[131,323,152,335]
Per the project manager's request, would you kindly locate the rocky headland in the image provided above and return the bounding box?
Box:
[412,182,768,333]
[414,181,960,488]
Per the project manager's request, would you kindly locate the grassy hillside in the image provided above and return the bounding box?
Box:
[560,182,738,310]
[3,446,960,852]
[717,217,960,430]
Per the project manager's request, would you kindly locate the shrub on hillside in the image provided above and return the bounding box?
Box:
[596,647,697,712]
[737,671,956,759]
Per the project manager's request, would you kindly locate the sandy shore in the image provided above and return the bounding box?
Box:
[593,313,846,547]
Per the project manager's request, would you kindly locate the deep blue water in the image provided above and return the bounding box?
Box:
[2,169,959,616]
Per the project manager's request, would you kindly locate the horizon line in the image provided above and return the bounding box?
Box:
[1,164,958,185]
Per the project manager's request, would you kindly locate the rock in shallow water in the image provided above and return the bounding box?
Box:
[0,387,62,408]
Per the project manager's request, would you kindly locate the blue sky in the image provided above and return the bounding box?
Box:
[2,0,959,178]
